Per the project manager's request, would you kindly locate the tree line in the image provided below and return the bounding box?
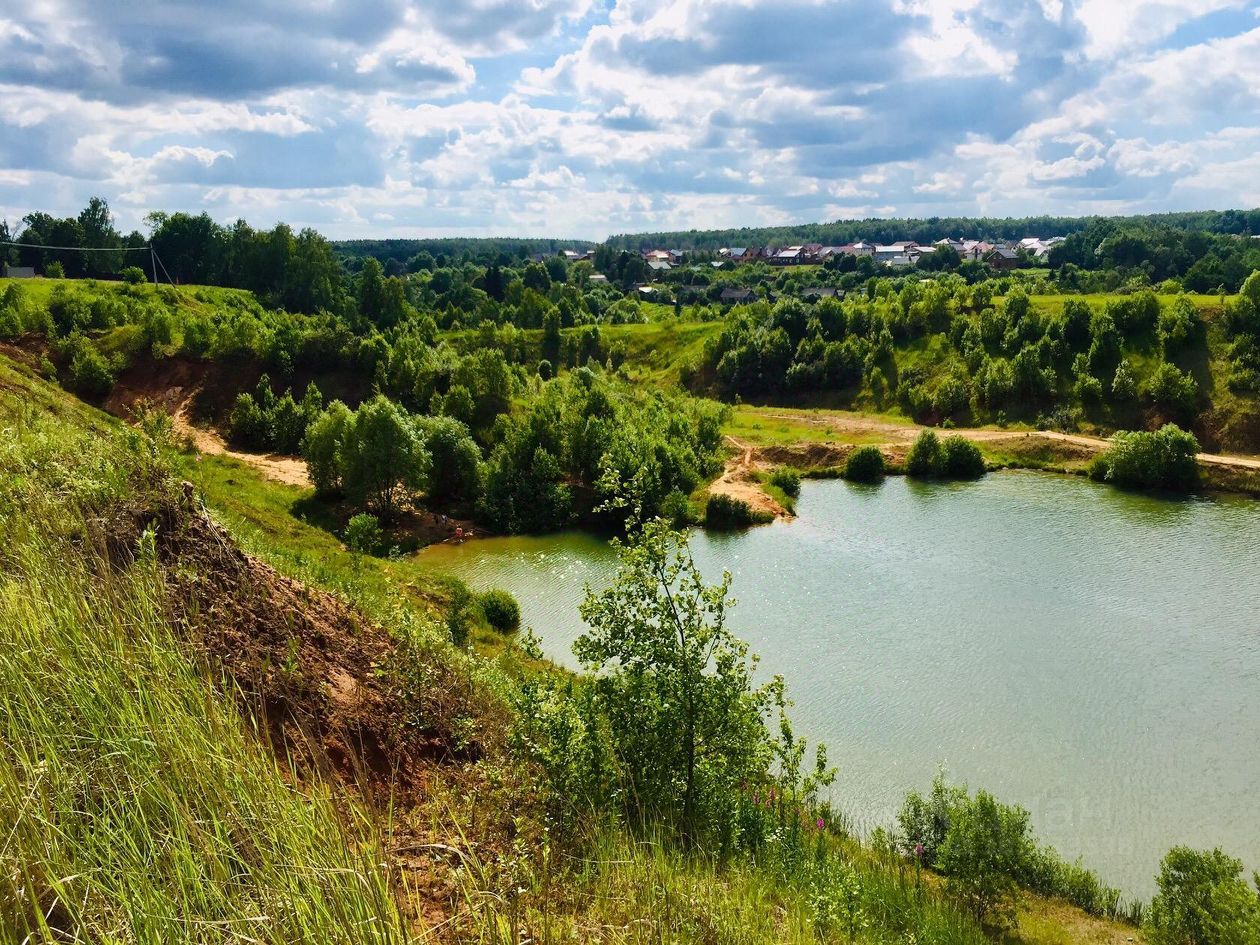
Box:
[603,208,1260,252]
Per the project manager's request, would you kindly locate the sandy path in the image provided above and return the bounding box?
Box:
[755,411,1260,471]
[709,435,789,518]
[174,402,312,488]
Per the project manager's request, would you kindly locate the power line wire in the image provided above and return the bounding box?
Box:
[1,239,177,288]
[0,240,150,252]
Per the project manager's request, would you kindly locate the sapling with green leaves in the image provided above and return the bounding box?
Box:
[576,518,784,847]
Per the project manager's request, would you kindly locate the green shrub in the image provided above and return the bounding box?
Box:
[705,493,761,529]
[1145,847,1260,945]
[897,770,967,865]
[1103,424,1199,491]
[907,430,984,480]
[59,335,115,399]
[479,588,521,633]
[1112,361,1138,401]
[659,489,693,527]
[899,775,1126,921]
[906,430,943,478]
[343,513,382,556]
[45,261,65,279]
[941,436,985,479]
[445,584,479,647]
[768,467,801,498]
[937,790,1028,927]
[1145,362,1198,422]
[120,266,147,285]
[844,445,886,483]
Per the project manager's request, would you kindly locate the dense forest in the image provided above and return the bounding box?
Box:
[335,237,597,267]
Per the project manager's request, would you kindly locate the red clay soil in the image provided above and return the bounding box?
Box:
[119,483,503,789]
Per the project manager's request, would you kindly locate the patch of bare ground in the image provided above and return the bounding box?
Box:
[758,441,851,468]
[710,436,790,518]
[755,410,1260,473]
[106,357,314,488]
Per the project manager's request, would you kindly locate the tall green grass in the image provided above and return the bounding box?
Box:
[0,381,415,944]
[0,532,412,944]
[450,828,994,945]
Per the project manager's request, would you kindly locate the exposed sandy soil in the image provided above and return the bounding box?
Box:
[174,405,313,487]
[104,358,314,488]
[709,435,791,518]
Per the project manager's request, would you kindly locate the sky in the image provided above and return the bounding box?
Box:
[1,0,1259,240]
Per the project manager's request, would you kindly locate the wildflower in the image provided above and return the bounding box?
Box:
[914,843,924,859]
[817,817,825,830]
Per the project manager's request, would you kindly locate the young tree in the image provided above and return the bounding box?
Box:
[906,429,943,478]
[575,519,780,844]
[77,196,123,276]
[937,790,1030,927]
[414,414,481,505]
[1146,847,1260,945]
[302,400,353,496]
[339,396,429,521]
[358,257,384,315]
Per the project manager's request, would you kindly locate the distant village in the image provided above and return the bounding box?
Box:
[543,236,1065,275]
[641,236,1065,271]
[532,236,1068,302]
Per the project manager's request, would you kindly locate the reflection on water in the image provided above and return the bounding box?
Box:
[421,471,1260,898]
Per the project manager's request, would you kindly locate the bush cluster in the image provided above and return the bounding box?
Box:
[704,493,762,529]
[844,445,886,482]
[906,430,986,480]
[898,773,1127,925]
[479,589,521,633]
[768,467,801,498]
[1093,424,1200,491]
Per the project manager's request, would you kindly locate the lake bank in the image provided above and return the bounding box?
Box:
[422,470,1260,899]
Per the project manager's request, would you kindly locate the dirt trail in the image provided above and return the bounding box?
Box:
[172,401,313,488]
[756,411,1260,471]
[709,434,790,518]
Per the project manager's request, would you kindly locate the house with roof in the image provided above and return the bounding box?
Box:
[720,287,758,305]
[770,246,805,266]
[801,287,842,301]
[646,260,673,279]
[985,247,1020,270]
[959,240,993,262]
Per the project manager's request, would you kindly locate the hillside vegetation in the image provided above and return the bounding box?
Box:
[5,349,1228,944]
[4,198,1260,944]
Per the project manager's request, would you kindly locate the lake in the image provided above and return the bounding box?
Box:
[421,471,1260,898]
